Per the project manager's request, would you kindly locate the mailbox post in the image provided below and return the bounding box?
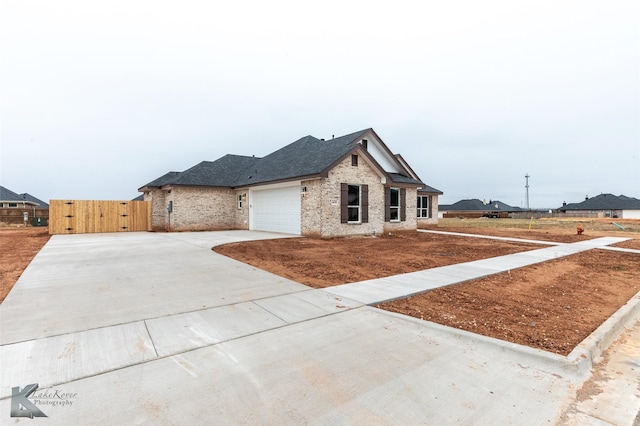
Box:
[23,212,29,226]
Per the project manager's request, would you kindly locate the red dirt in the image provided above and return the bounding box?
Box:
[214,232,541,288]
[215,227,640,355]
[378,249,640,355]
[0,226,50,302]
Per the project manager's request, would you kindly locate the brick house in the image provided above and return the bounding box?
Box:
[0,185,49,225]
[138,128,442,236]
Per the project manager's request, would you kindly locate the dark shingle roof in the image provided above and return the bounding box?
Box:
[171,155,261,187]
[140,128,429,190]
[388,173,424,186]
[440,199,517,212]
[0,186,47,207]
[0,186,23,202]
[418,185,443,195]
[141,171,181,189]
[20,193,49,208]
[239,130,370,186]
[559,194,640,210]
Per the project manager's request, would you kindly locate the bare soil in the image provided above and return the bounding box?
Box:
[378,249,640,355]
[214,232,540,288]
[0,226,50,302]
[215,218,640,355]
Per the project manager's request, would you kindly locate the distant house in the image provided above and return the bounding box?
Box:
[438,199,521,219]
[0,186,49,225]
[558,194,640,219]
[139,128,442,236]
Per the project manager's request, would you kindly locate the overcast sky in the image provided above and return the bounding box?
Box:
[1,1,638,209]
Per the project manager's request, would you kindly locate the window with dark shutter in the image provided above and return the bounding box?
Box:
[341,183,364,224]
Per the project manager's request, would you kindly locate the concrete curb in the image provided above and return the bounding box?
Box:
[377,289,640,380]
[567,289,640,376]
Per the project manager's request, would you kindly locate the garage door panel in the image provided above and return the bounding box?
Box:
[251,186,301,235]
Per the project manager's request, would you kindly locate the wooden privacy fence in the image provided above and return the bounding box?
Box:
[49,200,151,235]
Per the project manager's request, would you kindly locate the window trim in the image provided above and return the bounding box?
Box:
[341,183,368,224]
[417,195,431,218]
[347,184,361,223]
[389,188,400,222]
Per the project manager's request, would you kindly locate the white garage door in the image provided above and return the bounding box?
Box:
[251,185,301,234]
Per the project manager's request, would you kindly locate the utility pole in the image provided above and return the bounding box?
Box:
[525,173,530,210]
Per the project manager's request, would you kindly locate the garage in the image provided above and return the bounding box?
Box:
[250,185,301,235]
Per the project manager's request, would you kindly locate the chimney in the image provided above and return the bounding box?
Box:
[585,195,589,201]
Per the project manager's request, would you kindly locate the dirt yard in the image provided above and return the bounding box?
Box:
[0,226,50,302]
[216,218,640,355]
[2,218,639,356]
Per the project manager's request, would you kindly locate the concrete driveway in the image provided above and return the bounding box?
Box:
[1,231,638,425]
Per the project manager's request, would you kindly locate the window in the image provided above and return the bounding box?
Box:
[341,183,368,224]
[237,194,243,209]
[351,154,358,166]
[417,196,431,218]
[389,188,400,221]
[8,203,17,208]
[348,185,360,222]
[385,187,406,222]
[362,139,368,150]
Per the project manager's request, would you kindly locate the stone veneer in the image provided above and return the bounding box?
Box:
[301,155,418,237]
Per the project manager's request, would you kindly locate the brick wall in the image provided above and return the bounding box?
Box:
[303,155,419,237]
[144,190,167,231]
[234,189,250,230]
[170,187,237,231]
[301,178,324,237]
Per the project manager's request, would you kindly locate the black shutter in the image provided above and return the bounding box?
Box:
[340,183,348,223]
[361,185,368,223]
[400,188,407,221]
[428,195,433,218]
[384,187,390,222]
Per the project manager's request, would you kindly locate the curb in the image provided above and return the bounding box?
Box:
[567,289,640,376]
[378,289,640,380]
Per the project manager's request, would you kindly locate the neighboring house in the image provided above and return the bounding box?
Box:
[139,128,442,236]
[558,194,640,219]
[0,185,49,225]
[438,199,521,219]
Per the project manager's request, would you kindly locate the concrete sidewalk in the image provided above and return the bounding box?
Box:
[1,231,638,424]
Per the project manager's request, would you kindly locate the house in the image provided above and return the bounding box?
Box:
[558,194,640,219]
[0,185,49,225]
[438,199,521,219]
[139,128,442,236]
